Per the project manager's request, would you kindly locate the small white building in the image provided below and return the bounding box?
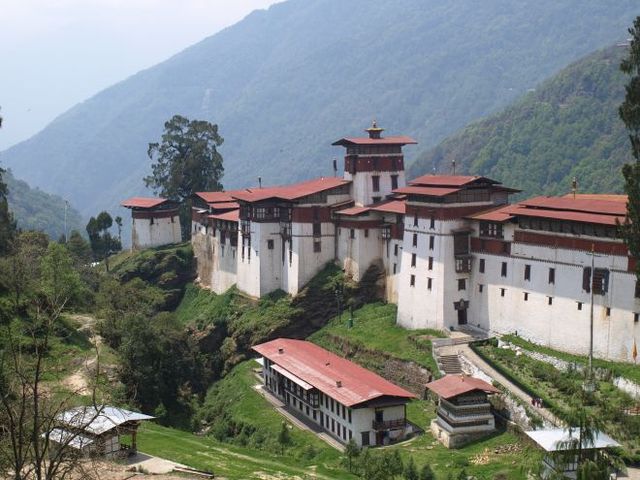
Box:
[426,374,500,448]
[252,338,416,447]
[525,428,621,479]
[121,197,181,250]
[46,405,154,458]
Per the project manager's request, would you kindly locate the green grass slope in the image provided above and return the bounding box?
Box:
[408,46,631,196]
[2,1,637,219]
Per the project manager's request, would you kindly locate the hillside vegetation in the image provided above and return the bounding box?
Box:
[4,169,83,239]
[2,0,637,220]
[408,46,631,196]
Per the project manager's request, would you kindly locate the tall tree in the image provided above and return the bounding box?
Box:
[86,211,121,269]
[619,16,640,278]
[144,115,224,240]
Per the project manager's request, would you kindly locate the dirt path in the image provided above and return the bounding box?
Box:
[61,314,107,395]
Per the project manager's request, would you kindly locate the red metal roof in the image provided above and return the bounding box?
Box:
[231,177,351,203]
[121,197,170,209]
[332,136,417,146]
[335,206,370,216]
[194,191,236,203]
[520,196,627,216]
[370,199,406,215]
[209,210,240,222]
[564,194,627,203]
[252,339,415,407]
[409,175,499,187]
[392,186,461,197]
[426,375,500,400]
[467,205,516,223]
[508,206,622,226]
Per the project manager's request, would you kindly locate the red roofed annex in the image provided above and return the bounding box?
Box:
[253,338,416,446]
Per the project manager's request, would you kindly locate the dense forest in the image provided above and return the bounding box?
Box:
[408,46,630,196]
[4,168,83,239]
[1,0,637,222]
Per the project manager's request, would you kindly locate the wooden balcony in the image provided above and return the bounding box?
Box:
[372,418,406,430]
[455,255,472,273]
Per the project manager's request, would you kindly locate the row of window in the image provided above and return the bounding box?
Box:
[411,233,436,249]
[371,174,400,192]
[412,216,436,228]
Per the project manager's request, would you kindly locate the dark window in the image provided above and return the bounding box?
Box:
[577,302,583,311]
[313,222,321,237]
[458,279,466,291]
[430,217,435,229]
[478,284,484,293]
[410,275,415,287]
[372,175,380,192]
[428,257,433,270]
[524,292,529,301]
[635,313,639,323]
[501,262,507,277]
[635,281,640,298]
[583,267,591,293]
[479,258,485,273]
[331,418,335,432]
[593,268,610,295]
[411,253,417,267]
[348,409,352,423]
[413,214,418,227]
[393,263,397,274]
[372,196,381,203]
[524,265,531,281]
[500,288,506,297]
[413,233,418,247]
[429,236,434,250]
[394,244,399,256]
[364,229,369,238]
[391,174,399,190]
[350,229,355,239]
[549,268,555,285]
[548,296,553,306]
[361,432,370,446]
[314,241,321,253]
[427,277,432,290]
[267,239,274,250]
[606,307,611,316]
[342,405,346,419]
[289,249,292,265]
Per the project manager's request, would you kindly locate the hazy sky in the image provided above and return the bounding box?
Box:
[0,0,281,150]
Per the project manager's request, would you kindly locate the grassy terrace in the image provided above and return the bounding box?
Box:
[309,302,444,376]
[140,360,536,479]
[473,340,640,462]
[502,334,640,385]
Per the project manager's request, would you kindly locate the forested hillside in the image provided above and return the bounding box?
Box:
[4,169,83,239]
[408,46,630,196]
[1,0,636,219]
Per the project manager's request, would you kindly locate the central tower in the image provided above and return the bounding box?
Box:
[332,122,417,206]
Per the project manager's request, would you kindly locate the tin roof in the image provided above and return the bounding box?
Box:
[194,191,236,203]
[426,375,500,399]
[332,136,417,146]
[209,210,240,222]
[335,206,370,216]
[253,338,415,407]
[370,199,406,214]
[467,205,516,223]
[525,428,620,452]
[392,186,461,197]
[409,175,500,187]
[57,406,154,436]
[231,177,351,203]
[121,197,171,209]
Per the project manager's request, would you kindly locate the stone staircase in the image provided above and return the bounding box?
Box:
[437,353,463,375]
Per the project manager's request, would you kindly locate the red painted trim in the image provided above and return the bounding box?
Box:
[471,237,511,255]
[291,206,332,223]
[132,209,178,220]
[513,231,628,256]
[338,220,382,229]
[406,204,493,221]
[344,156,404,174]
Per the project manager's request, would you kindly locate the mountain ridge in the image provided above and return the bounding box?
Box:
[1,0,637,217]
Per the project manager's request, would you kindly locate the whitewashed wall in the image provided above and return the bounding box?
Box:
[131,215,181,250]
